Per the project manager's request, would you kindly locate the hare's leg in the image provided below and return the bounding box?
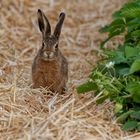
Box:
[61,81,68,94]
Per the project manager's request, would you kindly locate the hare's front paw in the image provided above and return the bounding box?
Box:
[61,87,68,94]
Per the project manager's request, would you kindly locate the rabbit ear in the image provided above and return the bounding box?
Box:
[53,12,65,39]
[37,9,51,37]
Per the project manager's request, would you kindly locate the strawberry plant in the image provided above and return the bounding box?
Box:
[77,0,140,131]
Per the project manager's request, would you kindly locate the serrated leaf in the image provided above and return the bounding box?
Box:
[128,24,140,32]
[130,111,140,120]
[112,51,127,64]
[116,110,134,123]
[117,67,130,76]
[125,46,139,58]
[132,94,140,103]
[122,8,140,18]
[131,30,140,38]
[121,2,140,18]
[126,82,140,103]
[101,28,124,48]
[137,123,140,131]
[122,120,138,131]
[112,11,122,18]
[127,18,140,26]
[77,81,97,94]
[125,33,133,42]
[130,59,140,74]
[127,18,140,32]
[110,18,125,26]
[109,26,125,37]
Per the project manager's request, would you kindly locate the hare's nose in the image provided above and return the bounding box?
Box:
[43,51,54,59]
[49,52,54,59]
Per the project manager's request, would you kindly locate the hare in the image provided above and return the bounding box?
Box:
[32,9,68,93]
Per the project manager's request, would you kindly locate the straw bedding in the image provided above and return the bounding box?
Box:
[0,0,140,139]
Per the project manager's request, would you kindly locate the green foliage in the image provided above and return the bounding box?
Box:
[77,81,97,93]
[122,120,138,131]
[130,60,140,74]
[77,0,140,132]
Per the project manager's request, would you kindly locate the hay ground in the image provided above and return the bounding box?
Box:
[0,0,140,140]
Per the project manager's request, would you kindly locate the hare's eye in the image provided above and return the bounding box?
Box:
[42,42,45,46]
[55,44,58,49]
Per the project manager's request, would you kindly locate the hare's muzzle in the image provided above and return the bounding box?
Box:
[43,51,55,59]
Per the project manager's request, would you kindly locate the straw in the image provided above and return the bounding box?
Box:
[1,0,140,139]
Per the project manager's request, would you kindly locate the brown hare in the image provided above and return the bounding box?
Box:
[32,9,68,93]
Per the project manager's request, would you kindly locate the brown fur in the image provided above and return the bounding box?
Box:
[32,9,68,93]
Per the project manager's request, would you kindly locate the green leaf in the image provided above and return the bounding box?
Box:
[131,30,140,38]
[125,46,139,58]
[101,19,125,36]
[122,8,140,18]
[127,18,140,32]
[130,111,140,120]
[122,120,138,131]
[110,18,125,27]
[109,26,125,38]
[128,24,140,32]
[126,82,140,103]
[111,51,127,64]
[132,94,140,104]
[127,18,140,26]
[116,110,134,123]
[130,59,140,74]
[77,81,98,93]
[112,11,122,18]
[117,67,130,76]
[137,123,140,131]
[100,19,125,48]
[121,2,140,18]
